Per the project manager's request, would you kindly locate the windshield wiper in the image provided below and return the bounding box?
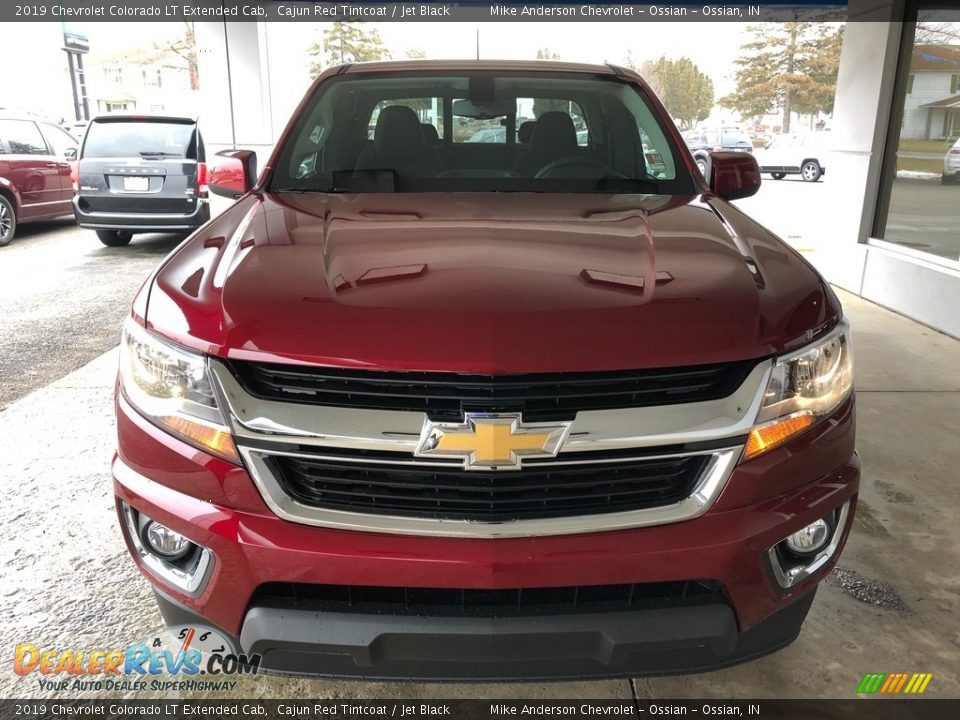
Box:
[139,151,178,158]
[595,177,661,193]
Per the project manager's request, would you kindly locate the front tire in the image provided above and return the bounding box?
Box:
[801,161,822,182]
[0,194,16,247]
[771,172,786,180]
[96,230,133,247]
[942,174,957,185]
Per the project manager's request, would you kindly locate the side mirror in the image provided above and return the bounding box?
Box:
[709,152,761,201]
[64,147,78,161]
[209,149,257,199]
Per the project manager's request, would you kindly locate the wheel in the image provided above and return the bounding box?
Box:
[696,157,709,178]
[0,194,16,247]
[942,174,957,185]
[801,161,822,182]
[96,230,133,247]
[771,172,786,180]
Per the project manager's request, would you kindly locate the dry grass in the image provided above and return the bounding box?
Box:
[898,138,952,153]
[897,157,944,174]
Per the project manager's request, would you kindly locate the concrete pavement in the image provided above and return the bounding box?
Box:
[1,288,958,700]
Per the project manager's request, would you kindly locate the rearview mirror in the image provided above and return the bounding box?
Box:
[709,152,761,201]
[453,98,514,120]
[210,149,257,199]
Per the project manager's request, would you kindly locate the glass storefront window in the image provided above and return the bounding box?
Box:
[879,7,960,262]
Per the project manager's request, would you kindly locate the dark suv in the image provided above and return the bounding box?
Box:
[684,127,754,178]
[73,115,210,246]
[0,115,79,247]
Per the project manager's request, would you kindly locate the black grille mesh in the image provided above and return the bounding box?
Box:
[268,453,709,521]
[227,360,757,421]
[250,580,726,618]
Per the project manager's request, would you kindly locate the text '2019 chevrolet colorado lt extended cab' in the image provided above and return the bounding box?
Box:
[113,61,857,680]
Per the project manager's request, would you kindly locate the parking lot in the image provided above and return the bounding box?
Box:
[0,221,183,410]
[2,180,959,700]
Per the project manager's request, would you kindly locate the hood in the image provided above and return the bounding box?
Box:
[146,192,839,373]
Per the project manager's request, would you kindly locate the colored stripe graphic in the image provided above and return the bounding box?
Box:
[857,673,886,693]
[858,672,932,694]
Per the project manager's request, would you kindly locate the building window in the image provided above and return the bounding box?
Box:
[104,67,122,85]
[142,68,162,88]
[876,8,960,263]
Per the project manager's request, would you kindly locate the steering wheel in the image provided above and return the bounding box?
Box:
[534,156,620,179]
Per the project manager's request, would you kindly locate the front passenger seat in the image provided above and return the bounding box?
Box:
[356,106,444,178]
[513,112,578,176]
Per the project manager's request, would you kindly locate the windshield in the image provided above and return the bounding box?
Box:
[270,71,694,194]
[83,120,197,159]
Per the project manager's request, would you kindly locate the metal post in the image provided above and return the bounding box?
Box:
[77,53,90,120]
[66,51,81,121]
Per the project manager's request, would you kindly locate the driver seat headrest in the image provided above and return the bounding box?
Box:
[529,112,578,157]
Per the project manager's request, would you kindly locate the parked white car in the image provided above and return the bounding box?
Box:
[943,137,960,185]
[755,133,828,182]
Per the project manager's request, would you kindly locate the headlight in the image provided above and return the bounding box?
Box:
[119,318,239,463]
[743,320,853,461]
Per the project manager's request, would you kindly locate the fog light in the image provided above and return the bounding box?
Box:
[784,519,830,556]
[122,503,212,594]
[144,522,192,560]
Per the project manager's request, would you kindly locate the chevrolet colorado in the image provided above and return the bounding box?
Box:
[114,61,857,680]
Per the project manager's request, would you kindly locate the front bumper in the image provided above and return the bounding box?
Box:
[153,584,817,680]
[114,393,858,679]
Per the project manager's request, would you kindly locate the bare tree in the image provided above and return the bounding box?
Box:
[914,19,960,45]
[157,22,199,91]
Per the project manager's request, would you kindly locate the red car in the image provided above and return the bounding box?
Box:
[113,61,857,679]
[0,115,79,246]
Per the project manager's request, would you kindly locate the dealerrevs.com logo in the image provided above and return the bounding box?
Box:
[14,626,261,692]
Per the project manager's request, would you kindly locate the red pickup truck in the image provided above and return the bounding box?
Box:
[113,61,857,680]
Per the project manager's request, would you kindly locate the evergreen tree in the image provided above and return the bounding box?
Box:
[723,23,843,132]
[643,56,714,129]
[308,22,391,77]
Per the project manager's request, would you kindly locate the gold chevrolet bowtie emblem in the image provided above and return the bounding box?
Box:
[415,413,571,470]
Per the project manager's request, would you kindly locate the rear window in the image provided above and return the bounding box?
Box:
[721,130,750,145]
[82,120,197,159]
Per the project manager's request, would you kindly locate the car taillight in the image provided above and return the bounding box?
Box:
[69,161,79,193]
[197,162,208,198]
